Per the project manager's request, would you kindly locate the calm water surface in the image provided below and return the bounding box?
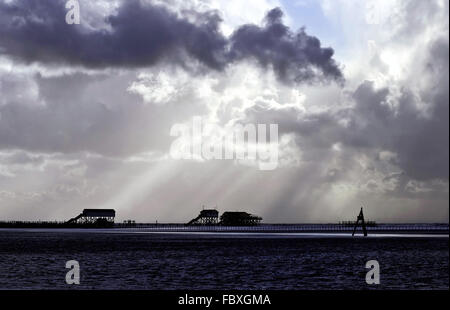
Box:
[0,230,448,289]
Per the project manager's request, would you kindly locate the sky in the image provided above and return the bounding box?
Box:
[0,0,448,223]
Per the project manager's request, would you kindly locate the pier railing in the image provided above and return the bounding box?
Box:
[1,221,447,233]
[113,223,449,233]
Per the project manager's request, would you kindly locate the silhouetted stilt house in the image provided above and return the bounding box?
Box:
[66,209,115,227]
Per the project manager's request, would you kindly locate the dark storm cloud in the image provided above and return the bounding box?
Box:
[228,8,343,84]
[350,80,449,181]
[0,0,227,69]
[0,0,342,84]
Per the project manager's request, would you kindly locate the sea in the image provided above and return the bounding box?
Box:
[0,229,448,290]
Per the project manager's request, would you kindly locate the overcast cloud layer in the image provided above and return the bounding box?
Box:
[0,0,448,223]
